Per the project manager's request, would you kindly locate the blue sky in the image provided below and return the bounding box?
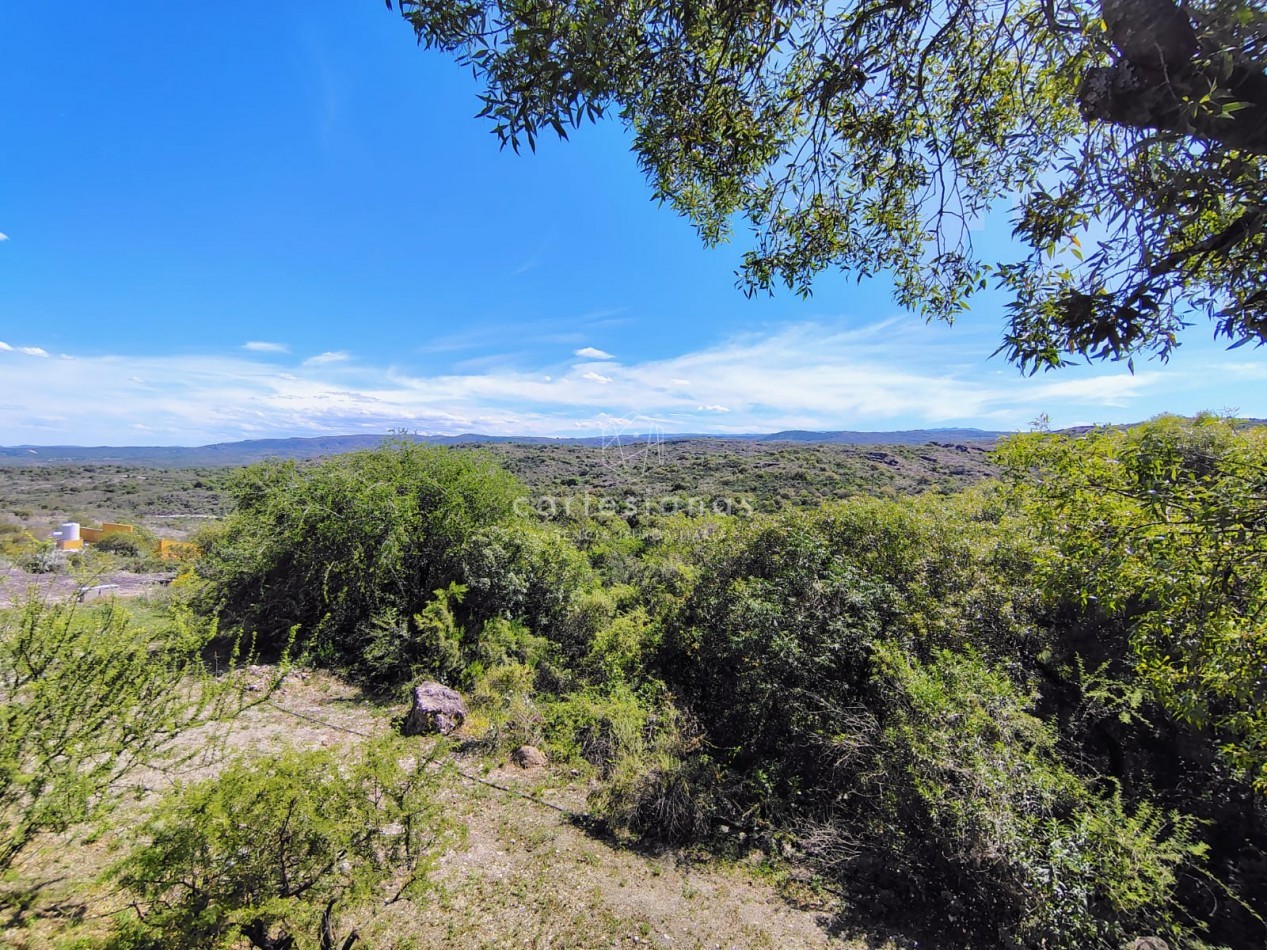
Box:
[1,2,1263,445]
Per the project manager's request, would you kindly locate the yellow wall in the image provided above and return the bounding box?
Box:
[81,522,135,543]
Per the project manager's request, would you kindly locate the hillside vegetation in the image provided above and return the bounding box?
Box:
[2,416,1265,948]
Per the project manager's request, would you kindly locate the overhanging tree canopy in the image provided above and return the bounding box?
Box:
[387,0,1267,371]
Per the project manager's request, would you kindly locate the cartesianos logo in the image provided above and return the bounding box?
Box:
[599,412,665,474]
[514,493,754,519]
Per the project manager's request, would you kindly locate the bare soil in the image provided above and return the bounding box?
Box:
[2,669,913,950]
[0,564,173,608]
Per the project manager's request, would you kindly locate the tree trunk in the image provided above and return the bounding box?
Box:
[320,898,360,950]
[1078,0,1267,154]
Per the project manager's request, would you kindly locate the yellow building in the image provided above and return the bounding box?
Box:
[50,520,198,560]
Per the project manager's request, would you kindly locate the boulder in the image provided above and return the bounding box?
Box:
[1124,939,1169,950]
[402,681,467,736]
[511,745,549,769]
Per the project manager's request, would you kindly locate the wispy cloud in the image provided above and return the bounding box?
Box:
[575,347,615,360]
[0,319,1259,444]
[304,351,350,365]
[512,255,541,276]
[0,232,9,242]
[243,341,290,353]
[0,342,49,357]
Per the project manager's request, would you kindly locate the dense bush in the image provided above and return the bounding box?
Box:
[94,531,146,558]
[197,442,532,679]
[998,414,1267,790]
[855,646,1202,946]
[616,489,1213,944]
[664,491,1043,812]
[16,542,64,574]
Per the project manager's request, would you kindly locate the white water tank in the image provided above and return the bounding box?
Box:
[59,522,81,541]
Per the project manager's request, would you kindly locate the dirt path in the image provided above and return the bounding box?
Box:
[0,564,172,607]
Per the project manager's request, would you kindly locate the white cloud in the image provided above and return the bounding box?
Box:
[304,351,350,365]
[575,346,615,360]
[0,341,51,357]
[0,317,1259,445]
[0,232,9,242]
[1220,362,1267,381]
[243,341,290,353]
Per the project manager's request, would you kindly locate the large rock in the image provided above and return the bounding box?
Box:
[402,681,467,736]
[511,745,549,769]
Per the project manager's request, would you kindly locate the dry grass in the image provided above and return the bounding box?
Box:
[1,668,907,950]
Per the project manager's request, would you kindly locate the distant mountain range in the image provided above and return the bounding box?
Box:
[0,428,1012,467]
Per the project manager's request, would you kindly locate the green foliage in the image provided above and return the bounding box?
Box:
[597,487,1216,944]
[584,604,658,685]
[109,739,454,950]
[457,520,595,660]
[0,598,246,879]
[996,414,1267,789]
[390,0,1267,368]
[359,583,468,687]
[584,697,716,845]
[17,424,1256,942]
[197,441,525,680]
[0,521,37,560]
[666,491,1042,805]
[93,532,145,558]
[861,646,1203,946]
[467,660,547,751]
[544,685,651,773]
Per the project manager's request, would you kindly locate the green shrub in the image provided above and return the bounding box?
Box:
[996,414,1267,791]
[358,583,467,687]
[855,645,1204,947]
[0,597,246,876]
[467,660,546,751]
[109,738,455,950]
[545,686,651,774]
[94,532,146,558]
[17,542,64,574]
[197,441,523,680]
[587,700,718,844]
[458,522,595,661]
